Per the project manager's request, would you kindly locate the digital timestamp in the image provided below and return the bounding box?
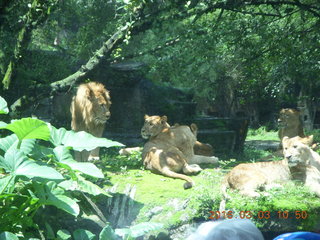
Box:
[209,210,308,220]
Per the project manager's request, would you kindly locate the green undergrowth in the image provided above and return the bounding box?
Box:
[306,129,320,144]
[246,126,279,141]
[100,144,320,234]
[225,182,320,231]
[247,126,320,143]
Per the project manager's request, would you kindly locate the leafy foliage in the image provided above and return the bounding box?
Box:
[0,96,8,114]
[0,97,123,238]
[102,149,143,171]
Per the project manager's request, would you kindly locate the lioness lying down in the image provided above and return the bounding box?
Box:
[141,115,219,189]
[222,136,320,198]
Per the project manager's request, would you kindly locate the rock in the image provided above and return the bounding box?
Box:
[245,140,280,151]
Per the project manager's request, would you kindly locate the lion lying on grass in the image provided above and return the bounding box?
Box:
[70,82,111,161]
[221,136,320,198]
[141,115,219,189]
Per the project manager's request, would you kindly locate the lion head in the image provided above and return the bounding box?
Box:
[282,136,312,167]
[71,82,111,128]
[278,108,301,129]
[141,115,170,139]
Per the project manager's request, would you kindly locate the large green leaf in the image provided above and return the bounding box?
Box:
[3,118,50,141]
[0,151,63,181]
[0,151,25,173]
[30,145,54,160]
[0,134,36,155]
[0,175,15,194]
[73,229,95,240]
[0,121,7,128]
[34,181,80,217]
[0,231,19,240]
[49,125,68,147]
[0,96,9,115]
[59,176,110,197]
[49,126,124,151]
[53,146,104,178]
[63,131,124,151]
[99,225,119,240]
[16,160,64,180]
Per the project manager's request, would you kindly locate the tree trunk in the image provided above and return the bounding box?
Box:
[298,88,315,131]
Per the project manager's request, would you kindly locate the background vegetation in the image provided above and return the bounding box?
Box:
[1,0,320,123]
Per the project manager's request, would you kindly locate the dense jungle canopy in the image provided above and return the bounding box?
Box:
[0,0,320,122]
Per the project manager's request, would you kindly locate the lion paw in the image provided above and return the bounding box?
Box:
[183,164,202,174]
[189,164,202,171]
[240,190,260,198]
[183,182,194,189]
[210,156,219,163]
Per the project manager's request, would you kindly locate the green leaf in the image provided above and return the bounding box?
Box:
[30,145,54,160]
[3,118,50,141]
[53,146,104,178]
[34,181,80,217]
[49,125,68,147]
[49,126,124,151]
[0,121,7,128]
[0,96,9,114]
[45,222,55,239]
[73,229,95,240]
[0,150,63,181]
[57,230,71,240]
[0,231,19,240]
[0,175,15,194]
[64,131,124,151]
[0,151,25,173]
[99,225,119,240]
[0,134,36,155]
[59,176,110,197]
[16,160,64,181]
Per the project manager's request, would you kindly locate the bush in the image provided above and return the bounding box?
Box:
[0,96,123,238]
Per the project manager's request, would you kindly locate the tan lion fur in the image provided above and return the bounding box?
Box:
[278,108,305,141]
[141,115,219,189]
[221,136,320,198]
[283,136,320,193]
[70,82,111,161]
[189,123,214,156]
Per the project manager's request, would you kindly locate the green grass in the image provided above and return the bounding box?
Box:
[246,126,279,141]
[99,142,320,234]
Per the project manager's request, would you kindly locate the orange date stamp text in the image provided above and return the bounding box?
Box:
[208,210,308,220]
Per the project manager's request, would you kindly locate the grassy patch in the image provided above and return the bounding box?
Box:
[100,144,320,234]
[224,182,320,231]
[246,126,278,141]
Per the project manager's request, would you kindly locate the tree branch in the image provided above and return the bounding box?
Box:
[10,3,162,114]
[247,1,320,18]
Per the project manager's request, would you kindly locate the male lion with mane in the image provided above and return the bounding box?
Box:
[141,115,219,189]
[221,136,320,198]
[70,82,111,161]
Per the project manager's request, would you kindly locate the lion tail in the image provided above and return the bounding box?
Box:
[161,167,195,189]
